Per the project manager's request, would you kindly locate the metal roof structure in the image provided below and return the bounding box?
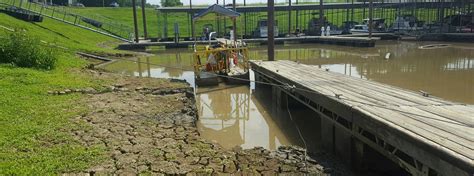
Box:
[192,4,240,21]
[157,2,462,13]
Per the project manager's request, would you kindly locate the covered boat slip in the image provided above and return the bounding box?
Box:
[250,60,473,176]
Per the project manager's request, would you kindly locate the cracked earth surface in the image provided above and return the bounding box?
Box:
[63,71,332,175]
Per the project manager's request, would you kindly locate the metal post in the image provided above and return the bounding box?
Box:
[40,3,44,16]
[351,0,354,23]
[295,0,298,30]
[346,0,349,24]
[190,0,194,40]
[288,0,292,35]
[132,0,140,43]
[244,0,247,37]
[164,13,168,38]
[223,0,226,36]
[469,0,472,33]
[369,0,373,38]
[268,0,275,61]
[141,0,148,39]
[363,0,366,19]
[319,0,324,32]
[233,0,236,43]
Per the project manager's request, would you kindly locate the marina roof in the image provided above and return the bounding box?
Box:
[157,2,461,13]
[193,4,240,21]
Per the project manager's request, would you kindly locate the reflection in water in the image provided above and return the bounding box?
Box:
[249,41,474,104]
[196,85,296,150]
[104,41,473,150]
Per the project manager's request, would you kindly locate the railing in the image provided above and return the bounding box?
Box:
[193,46,250,76]
[0,0,133,42]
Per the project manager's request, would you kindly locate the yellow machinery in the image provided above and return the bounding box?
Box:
[193,41,250,86]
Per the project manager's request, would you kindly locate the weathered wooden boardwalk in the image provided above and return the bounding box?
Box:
[250,60,473,176]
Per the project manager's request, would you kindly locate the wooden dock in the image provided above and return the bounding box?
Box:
[418,33,474,43]
[338,33,401,40]
[117,36,377,50]
[250,60,473,176]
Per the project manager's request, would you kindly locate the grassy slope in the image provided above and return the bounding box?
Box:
[72,7,159,38]
[0,13,118,174]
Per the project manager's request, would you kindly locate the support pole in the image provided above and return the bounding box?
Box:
[190,0,194,40]
[319,0,324,32]
[346,0,349,25]
[141,0,148,39]
[216,0,221,37]
[369,0,373,38]
[295,0,299,30]
[288,0,292,35]
[351,0,354,23]
[268,0,275,61]
[244,0,247,37]
[223,0,227,36]
[132,0,140,43]
[233,0,237,43]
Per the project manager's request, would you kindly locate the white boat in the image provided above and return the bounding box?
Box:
[391,15,426,32]
[350,18,387,34]
[253,20,279,38]
[350,25,369,33]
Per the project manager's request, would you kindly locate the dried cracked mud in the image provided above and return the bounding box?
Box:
[64,70,332,175]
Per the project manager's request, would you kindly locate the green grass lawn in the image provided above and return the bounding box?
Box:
[72,7,159,38]
[0,13,119,174]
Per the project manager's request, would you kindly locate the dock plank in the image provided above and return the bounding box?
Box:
[250,60,474,173]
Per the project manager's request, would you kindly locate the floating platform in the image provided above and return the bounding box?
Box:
[418,33,474,43]
[195,72,219,87]
[118,36,377,50]
[250,60,473,176]
[339,33,401,40]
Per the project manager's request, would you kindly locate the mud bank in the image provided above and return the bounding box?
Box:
[59,70,331,175]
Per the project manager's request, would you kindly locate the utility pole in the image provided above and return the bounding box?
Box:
[141,0,148,39]
[132,0,140,43]
[268,0,275,61]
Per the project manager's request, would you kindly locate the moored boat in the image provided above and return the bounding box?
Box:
[192,4,250,87]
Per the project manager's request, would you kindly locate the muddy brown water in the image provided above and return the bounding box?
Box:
[104,40,474,151]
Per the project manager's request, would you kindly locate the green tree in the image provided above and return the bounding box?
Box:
[160,0,183,7]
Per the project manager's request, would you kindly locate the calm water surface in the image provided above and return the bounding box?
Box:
[104,41,474,150]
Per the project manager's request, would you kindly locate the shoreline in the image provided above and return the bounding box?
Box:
[59,68,330,175]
